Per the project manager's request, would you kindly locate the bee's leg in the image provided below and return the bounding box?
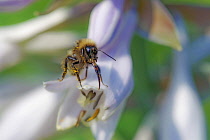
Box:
[58,57,68,82]
[75,72,82,88]
[92,63,108,89]
[70,58,83,88]
[81,65,88,81]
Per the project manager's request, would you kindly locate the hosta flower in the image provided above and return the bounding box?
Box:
[0,0,190,139]
[44,0,185,139]
[134,3,210,140]
[159,14,206,140]
[44,0,137,139]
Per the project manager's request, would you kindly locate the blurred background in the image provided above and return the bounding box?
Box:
[0,0,210,139]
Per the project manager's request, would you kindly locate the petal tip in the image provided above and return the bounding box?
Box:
[56,125,64,131]
[56,116,78,131]
[172,43,182,51]
[176,45,182,51]
[56,122,74,131]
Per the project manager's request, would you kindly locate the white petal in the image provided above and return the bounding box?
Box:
[44,74,83,130]
[0,82,38,112]
[44,77,77,93]
[160,83,206,140]
[0,87,62,140]
[0,8,70,42]
[56,86,81,130]
[0,41,21,71]
[90,101,125,140]
[25,32,79,53]
[87,0,123,47]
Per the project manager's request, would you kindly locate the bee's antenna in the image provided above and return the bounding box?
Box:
[98,50,116,61]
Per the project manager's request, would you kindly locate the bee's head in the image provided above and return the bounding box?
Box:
[85,45,98,59]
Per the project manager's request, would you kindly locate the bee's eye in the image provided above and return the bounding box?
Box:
[92,48,97,55]
[93,50,96,54]
[85,46,92,57]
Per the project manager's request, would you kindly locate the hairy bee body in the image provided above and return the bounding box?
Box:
[59,38,106,89]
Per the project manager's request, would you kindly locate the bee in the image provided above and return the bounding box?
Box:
[58,38,116,89]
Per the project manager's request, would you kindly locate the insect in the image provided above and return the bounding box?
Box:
[58,38,116,89]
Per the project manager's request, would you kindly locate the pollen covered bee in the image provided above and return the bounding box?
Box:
[58,38,116,89]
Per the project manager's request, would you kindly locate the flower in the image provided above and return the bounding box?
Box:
[1,0,200,139]
[44,0,137,139]
[133,3,210,140]
[44,0,186,139]
[159,14,206,140]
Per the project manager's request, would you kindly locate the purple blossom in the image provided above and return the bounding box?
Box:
[44,0,137,139]
[0,0,194,139]
[159,14,206,140]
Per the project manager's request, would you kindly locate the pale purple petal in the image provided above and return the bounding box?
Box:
[104,9,137,51]
[159,13,206,139]
[0,0,34,12]
[0,87,62,140]
[101,45,133,119]
[81,41,134,120]
[159,51,206,140]
[83,10,136,119]
[100,10,137,119]
[134,113,157,140]
[87,0,124,48]
[90,101,125,140]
